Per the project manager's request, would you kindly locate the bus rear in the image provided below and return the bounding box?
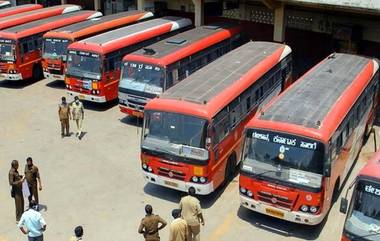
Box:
[65,17,192,103]
[118,23,244,118]
[42,10,153,81]
[340,151,380,241]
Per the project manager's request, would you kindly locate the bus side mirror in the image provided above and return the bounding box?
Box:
[340,198,348,214]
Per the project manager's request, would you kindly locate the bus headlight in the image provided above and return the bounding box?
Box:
[147,166,153,172]
[191,176,199,183]
[247,190,253,197]
[240,187,247,194]
[309,206,318,213]
[199,177,207,183]
[300,205,309,212]
[142,163,148,170]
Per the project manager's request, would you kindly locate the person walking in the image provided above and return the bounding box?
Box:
[9,160,25,223]
[179,187,204,241]
[71,96,84,139]
[169,209,188,241]
[18,200,46,241]
[24,157,42,209]
[138,204,167,241]
[58,96,71,138]
[69,226,84,241]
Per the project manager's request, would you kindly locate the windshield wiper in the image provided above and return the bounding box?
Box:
[246,169,282,180]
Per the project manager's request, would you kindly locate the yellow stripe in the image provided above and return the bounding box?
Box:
[208,212,236,241]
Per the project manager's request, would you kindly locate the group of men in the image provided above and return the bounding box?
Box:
[58,96,85,139]
[138,187,204,241]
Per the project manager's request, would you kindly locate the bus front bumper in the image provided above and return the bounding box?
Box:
[240,195,325,225]
[67,91,106,103]
[43,71,64,81]
[143,171,214,195]
[1,73,23,81]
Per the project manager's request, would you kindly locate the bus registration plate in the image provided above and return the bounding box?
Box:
[265,208,284,218]
[164,180,178,188]
[79,95,85,100]
[132,111,143,118]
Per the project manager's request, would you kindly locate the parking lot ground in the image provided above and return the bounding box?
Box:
[0,77,378,241]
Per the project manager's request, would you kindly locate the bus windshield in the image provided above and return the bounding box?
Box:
[344,179,380,241]
[120,62,165,95]
[0,43,15,61]
[66,51,102,80]
[43,38,71,60]
[142,111,209,161]
[241,129,325,190]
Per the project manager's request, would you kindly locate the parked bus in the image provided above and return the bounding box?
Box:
[65,17,192,103]
[118,23,246,118]
[0,4,42,18]
[0,5,81,30]
[0,1,10,9]
[0,11,102,81]
[239,53,379,225]
[340,150,380,241]
[140,42,292,195]
[42,10,153,81]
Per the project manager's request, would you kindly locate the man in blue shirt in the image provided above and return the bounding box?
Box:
[17,200,46,241]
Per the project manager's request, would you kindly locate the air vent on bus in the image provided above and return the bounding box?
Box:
[203,25,221,30]
[166,38,187,45]
[143,48,156,55]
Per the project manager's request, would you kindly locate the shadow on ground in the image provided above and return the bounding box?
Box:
[45,79,66,89]
[237,206,326,240]
[0,78,38,89]
[120,115,143,128]
[81,99,118,112]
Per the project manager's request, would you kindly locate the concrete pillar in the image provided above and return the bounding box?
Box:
[10,0,16,6]
[60,0,67,5]
[94,0,101,11]
[192,0,204,27]
[137,0,145,11]
[239,0,247,20]
[273,3,285,42]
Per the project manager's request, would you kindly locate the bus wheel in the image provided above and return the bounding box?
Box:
[32,64,42,81]
[332,179,340,204]
[224,153,236,184]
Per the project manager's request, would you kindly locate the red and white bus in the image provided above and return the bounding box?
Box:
[65,17,192,103]
[0,4,42,18]
[340,150,380,241]
[0,1,10,9]
[0,5,81,30]
[140,42,292,195]
[0,10,102,81]
[239,53,379,225]
[42,10,153,81]
[118,23,246,118]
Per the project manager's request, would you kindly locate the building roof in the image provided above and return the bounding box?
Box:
[281,0,380,13]
[248,53,378,142]
[0,11,101,40]
[124,23,241,66]
[146,41,291,119]
[67,17,192,55]
[43,10,153,41]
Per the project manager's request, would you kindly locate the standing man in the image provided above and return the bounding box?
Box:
[179,187,204,241]
[69,226,84,241]
[24,157,42,209]
[71,96,84,139]
[9,160,25,223]
[169,209,188,241]
[138,204,167,241]
[58,96,71,138]
[18,200,46,241]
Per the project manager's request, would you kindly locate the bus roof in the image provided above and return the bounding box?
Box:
[0,4,81,30]
[0,11,102,40]
[359,150,380,180]
[249,53,379,143]
[0,4,42,18]
[43,10,153,41]
[145,41,291,119]
[67,16,192,55]
[123,22,241,66]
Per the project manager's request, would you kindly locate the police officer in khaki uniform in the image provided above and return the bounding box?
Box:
[138,204,167,241]
[71,96,84,139]
[8,160,25,222]
[58,96,71,137]
[179,187,204,241]
[24,157,42,208]
[169,209,188,241]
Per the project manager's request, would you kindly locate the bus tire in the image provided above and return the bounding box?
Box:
[332,179,340,205]
[32,64,42,81]
[224,153,237,184]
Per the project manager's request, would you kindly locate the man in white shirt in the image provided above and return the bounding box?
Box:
[18,200,46,241]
